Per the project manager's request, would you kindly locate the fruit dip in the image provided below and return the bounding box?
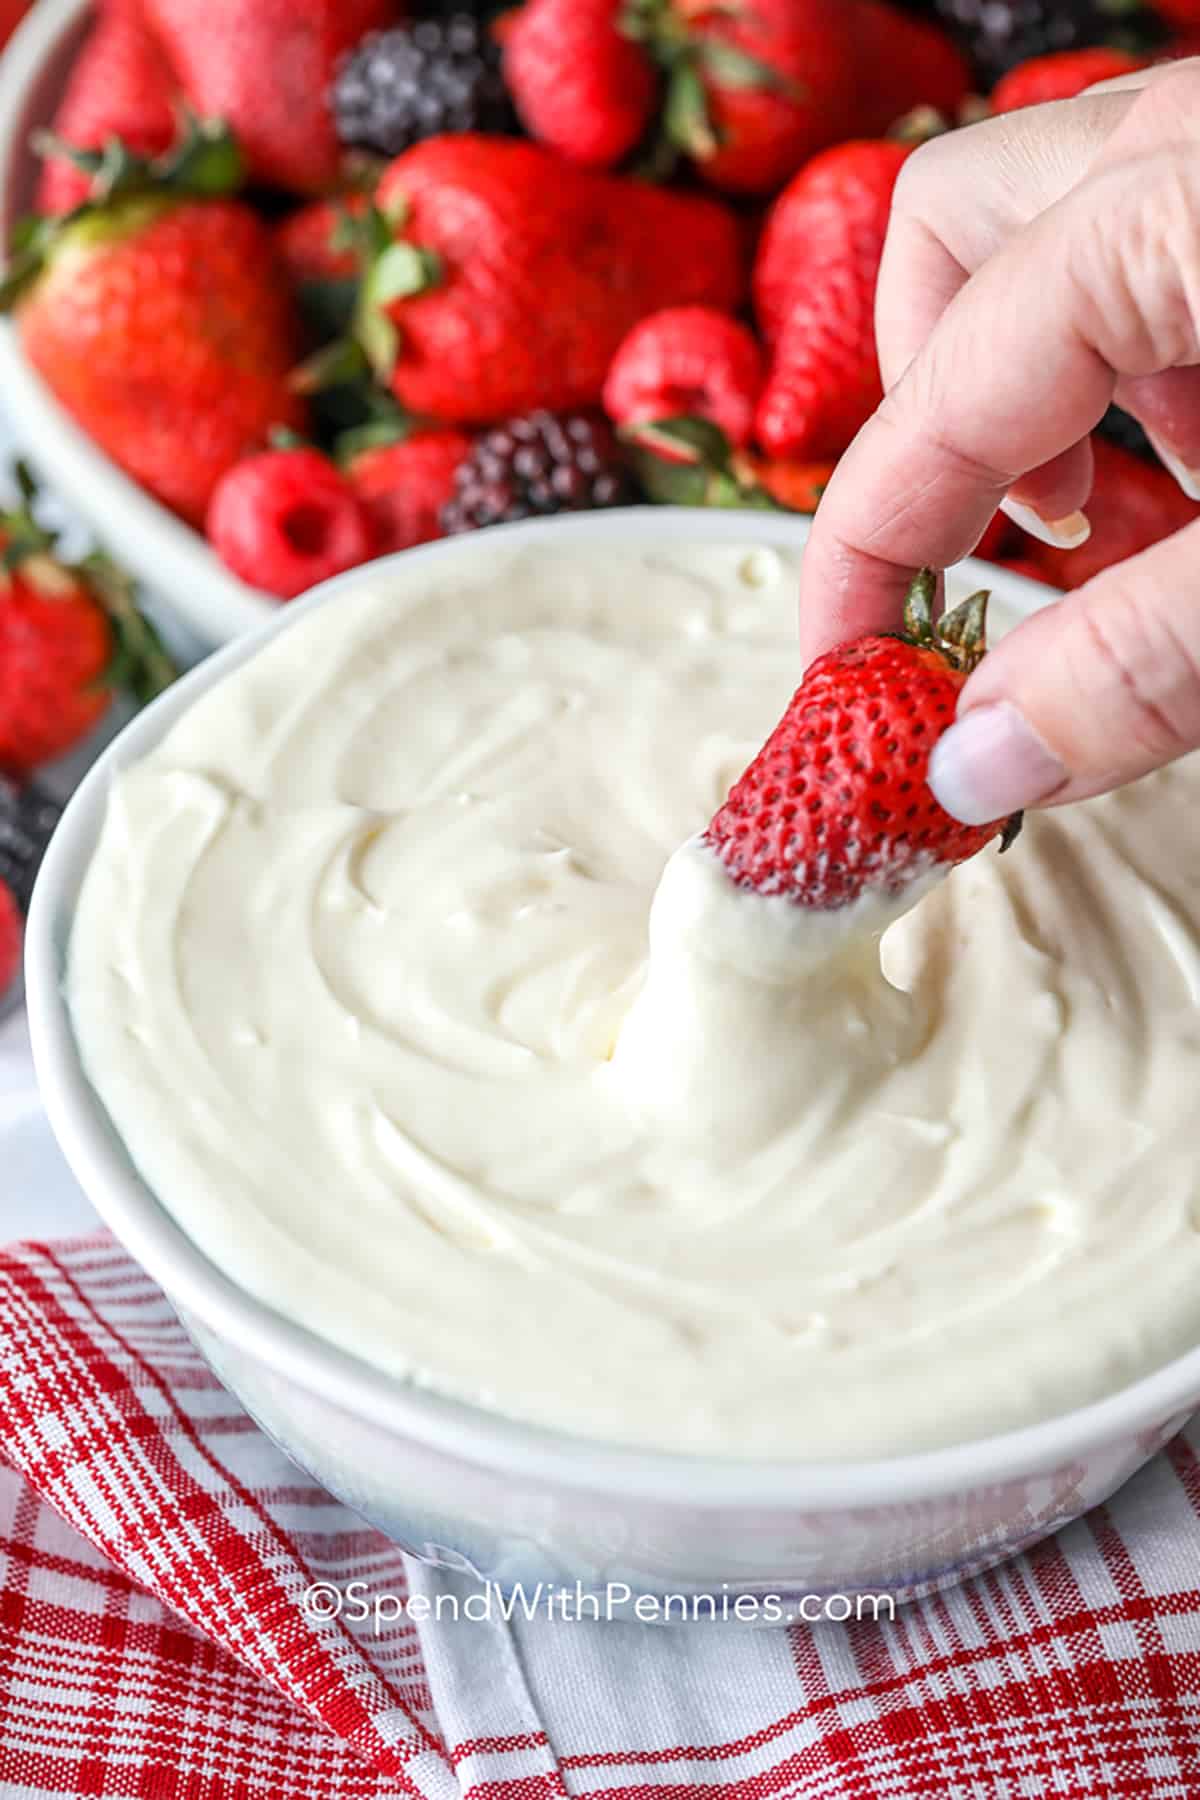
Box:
[69,540,1200,1459]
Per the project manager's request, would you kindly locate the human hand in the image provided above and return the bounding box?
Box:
[797,62,1200,822]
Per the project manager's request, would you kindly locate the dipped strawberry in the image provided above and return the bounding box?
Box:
[705,570,1020,910]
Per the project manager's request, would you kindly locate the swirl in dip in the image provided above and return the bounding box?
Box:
[69,540,1200,1459]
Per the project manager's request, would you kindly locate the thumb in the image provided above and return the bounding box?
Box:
[928,521,1200,822]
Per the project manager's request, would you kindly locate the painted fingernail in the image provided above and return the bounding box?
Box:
[1000,498,1092,550]
[1146,436,1200,503]
[928,702,1067,825]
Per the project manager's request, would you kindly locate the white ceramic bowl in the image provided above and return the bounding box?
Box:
[0,0,281,643]
[26,510,1194,1614]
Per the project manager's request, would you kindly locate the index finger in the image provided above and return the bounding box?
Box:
[797,169,1124,667]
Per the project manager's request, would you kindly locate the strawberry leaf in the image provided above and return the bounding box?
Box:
[663,60,718,157]
[694,40,805,100]
[81,552,177,707]
[625,415,779,510]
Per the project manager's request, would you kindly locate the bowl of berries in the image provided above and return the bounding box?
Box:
[0,0,1191,647]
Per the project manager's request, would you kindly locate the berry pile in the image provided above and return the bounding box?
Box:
[0,0,1186,629]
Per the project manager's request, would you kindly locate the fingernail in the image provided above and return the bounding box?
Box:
[1146,435,1200,502]
[928,702,1067,825]
[1000,498,1092,550]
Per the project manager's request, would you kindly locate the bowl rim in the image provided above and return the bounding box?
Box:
[26,507,1198,1509]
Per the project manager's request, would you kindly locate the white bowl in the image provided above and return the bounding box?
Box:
[0,0,281,644]
[25,508,1195,1614]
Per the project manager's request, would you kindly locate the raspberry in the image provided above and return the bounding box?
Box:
[441,411,632,533]
[347,431,473,555]
[332,16,514,158]
[0,774,62,916]
[603,307,765,450]
[0,880,20,1004]
[206,449,377,600]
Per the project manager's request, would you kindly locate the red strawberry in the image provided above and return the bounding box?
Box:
[6,139,307,528]
[36,0,179,217]
[1154,0,1200,22]
[706,569,1019,911]
[604,308,764,448]
[851,1,970,136]
[754,139,911,459]
[276,196,366,286]
[991,47,1145,112]
[1025,438,1200,591]
[140,0,395,194]
[732,452,836,513]
[0,478,175,777]
[206,448,377,599]
[504,0,659,168]
[360,136,744,425]
[346,430,472,554]
[976,507,1019,562]
[0,880,19,1000]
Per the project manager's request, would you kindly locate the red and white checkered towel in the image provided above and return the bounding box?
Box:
[2,1233,1200,1800]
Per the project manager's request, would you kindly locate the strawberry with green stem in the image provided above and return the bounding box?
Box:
[0,464,175,778]
[705,569,1021,911]
[3,123,307,528]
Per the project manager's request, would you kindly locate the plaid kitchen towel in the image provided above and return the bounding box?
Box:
[2,1234,1200,1800]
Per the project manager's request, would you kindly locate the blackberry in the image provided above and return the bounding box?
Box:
[332,15,515,158]
[1098,404,1155,462]
[0,775,62,918]
[442,412,634,533]
[932,0,1157,86]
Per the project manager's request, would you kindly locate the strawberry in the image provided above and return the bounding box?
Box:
[1024,438,1200,591]
[976,507,1020,562]
[0,881,19,1001]
[754,139,911,459]
[732,452,836,513]
[36,0,179,217]
[1154,0,1200,22]
[140,0,395,194]
[276,196,366,287]
[990,46,1145,111]
[4,131,307,529]
[851,0,971,137]
[206,448,377,599]
[604,308,764,449]
[356,136,744,425]
[504,0,660,168]
[706,569,1019,911]
[346,430,473,553]
[0,472,175,777]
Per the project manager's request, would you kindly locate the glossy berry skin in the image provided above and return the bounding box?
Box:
[347,431,473,553]
[19,198,306,528]
[504,0,658,168]
[0,554,113,777]
[36,0,178,216]
[706,599,1010,911]
[754,140,911,460]
[371,137,745,425]
[990,45,1144,110]
[852,0,971,137]
[603,308,764,448]
[1157,0,1200,21]
[0,880,19,1002]
[206,449,377,600]
[1025,438,1200,591]
[141,0,393,193]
